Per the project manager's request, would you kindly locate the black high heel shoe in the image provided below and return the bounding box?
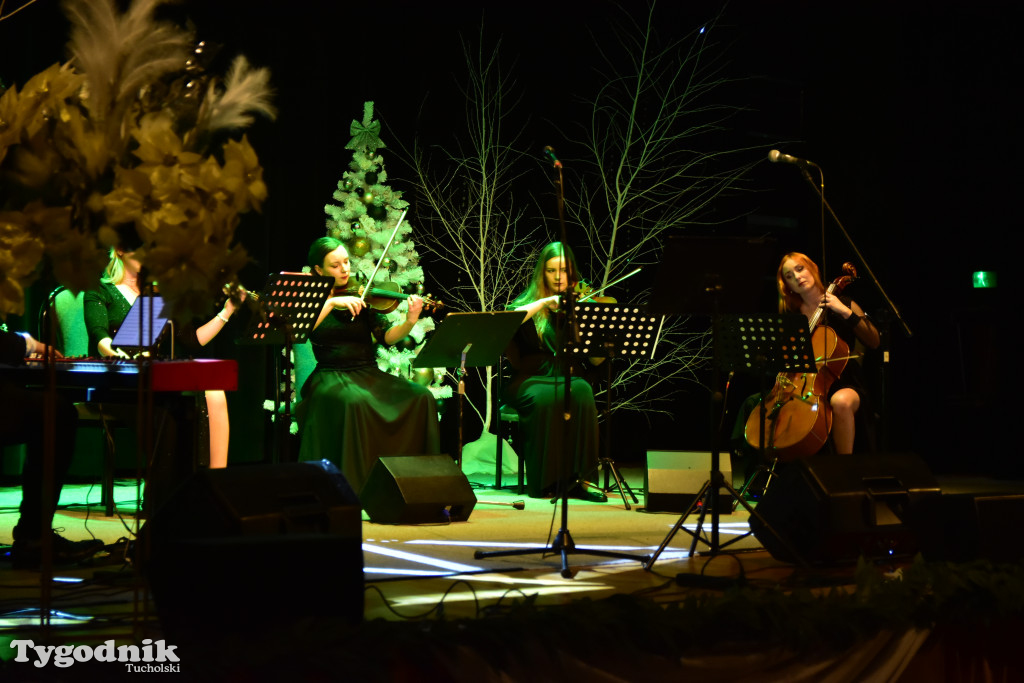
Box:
[567,483,607,503]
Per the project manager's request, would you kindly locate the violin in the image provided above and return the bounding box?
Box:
[334,273,444,314]
[574,279,617,304]
[744,262,858,461]
[571,268,641,305]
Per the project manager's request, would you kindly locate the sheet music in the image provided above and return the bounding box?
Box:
[111,295,170,351]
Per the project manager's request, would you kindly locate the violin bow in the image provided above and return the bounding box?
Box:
[576,267,642,303]
[357,208,408,305]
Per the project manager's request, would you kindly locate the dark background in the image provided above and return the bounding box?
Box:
[2,1,1017,476]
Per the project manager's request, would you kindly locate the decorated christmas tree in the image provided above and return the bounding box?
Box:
[323,102,449,399]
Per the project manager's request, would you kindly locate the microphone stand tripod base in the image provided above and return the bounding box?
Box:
[474,489,646,579]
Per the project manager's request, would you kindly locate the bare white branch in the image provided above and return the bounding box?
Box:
[396,29,539,431]
[567,3,756,416]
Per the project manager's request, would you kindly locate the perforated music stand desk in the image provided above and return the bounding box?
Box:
[716,314,816,378]
[564,301,661,361]
[564,301,661,508]
[413,311,526,467]
[238,272,335,345]
[716,312,815,504]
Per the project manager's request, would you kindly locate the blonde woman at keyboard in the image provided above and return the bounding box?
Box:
[83,246,243,468]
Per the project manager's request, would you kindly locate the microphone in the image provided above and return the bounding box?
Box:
[543,145,562,169]
[768,149,817,168]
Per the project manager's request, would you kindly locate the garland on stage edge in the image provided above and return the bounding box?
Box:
[139,555,1024,679]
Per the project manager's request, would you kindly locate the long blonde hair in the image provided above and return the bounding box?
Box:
[510,241,580,338]
[101,249,127,285]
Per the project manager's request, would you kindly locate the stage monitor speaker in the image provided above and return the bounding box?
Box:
[644,450,732,513]
[142,460,363,644]
[749,453,941,565]
[361,454,477,524]
[919,492,1024,563]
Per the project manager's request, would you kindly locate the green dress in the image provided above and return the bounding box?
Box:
[83,282,202,357]
[83,282,133,357]
[504,313,599,498]
[296,307,440,495]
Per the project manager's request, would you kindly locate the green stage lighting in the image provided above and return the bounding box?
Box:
[972,271,997,288]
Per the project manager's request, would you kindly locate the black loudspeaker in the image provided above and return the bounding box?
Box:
[142,460,363,643]
[749,453,941,565]
[919,493,1024,563]
[360,455,477,524]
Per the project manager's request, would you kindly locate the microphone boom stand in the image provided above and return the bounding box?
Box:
[780,155,912,339]
[786,154,911,453]
[475,148,646,577]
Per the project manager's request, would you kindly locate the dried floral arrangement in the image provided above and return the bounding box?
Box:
[0,0,275,322]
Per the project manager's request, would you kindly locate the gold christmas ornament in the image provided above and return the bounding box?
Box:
[412,367,434,386]
[351,238,369,256]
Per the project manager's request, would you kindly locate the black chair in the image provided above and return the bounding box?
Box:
[493,357,525,493]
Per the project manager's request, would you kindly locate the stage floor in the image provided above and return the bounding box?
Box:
[0,467,825,638]
[4,465,1024,681]
[4,465,1023,630]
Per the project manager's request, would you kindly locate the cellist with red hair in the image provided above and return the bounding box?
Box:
[776,252,880,455]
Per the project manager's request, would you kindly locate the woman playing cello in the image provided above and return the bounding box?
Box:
[776,252,880,455]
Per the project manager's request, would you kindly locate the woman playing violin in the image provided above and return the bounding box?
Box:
[296,236,440,494]
[504,241,605,502]
[778,252,880,455]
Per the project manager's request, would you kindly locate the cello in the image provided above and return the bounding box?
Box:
[744,262,858,461]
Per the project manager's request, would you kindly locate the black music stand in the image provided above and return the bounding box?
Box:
[721,313,816,502]
[642,236,807,571]
[412,311,526,468]
[474,306,649,579]
[565,301,662,509]
[650,313,815,565]
[238,272,334,462]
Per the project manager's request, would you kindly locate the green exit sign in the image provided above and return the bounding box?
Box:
[972,271,997,288]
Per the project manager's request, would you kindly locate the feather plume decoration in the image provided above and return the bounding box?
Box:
[63,0,193,142]
[0,0,275,321]
[192,55,278,141]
